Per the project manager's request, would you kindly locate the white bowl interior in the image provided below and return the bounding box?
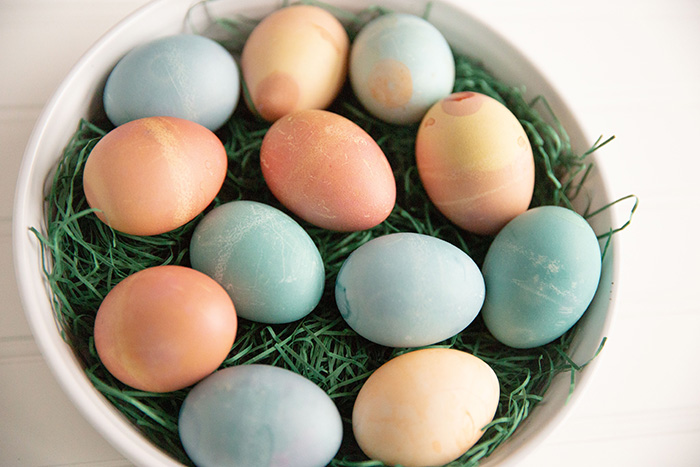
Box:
[13,0,617,465]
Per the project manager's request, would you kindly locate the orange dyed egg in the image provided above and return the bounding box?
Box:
[83,116,227,236]
[416,92,535,235]
[241,5,349,122]
[94,265,237,393]
[261,109,396,231]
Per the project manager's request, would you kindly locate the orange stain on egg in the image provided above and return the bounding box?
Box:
[254,72,300,122]
[367,59,413,108]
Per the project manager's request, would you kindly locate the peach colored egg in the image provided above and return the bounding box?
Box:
[260,109,396,231]
[94,265,237,393]
[241,5,349,122]
[352,348,500,467]
[416,91,535,235]
[82,116,227,236]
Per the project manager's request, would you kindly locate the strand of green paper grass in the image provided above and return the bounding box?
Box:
[32,4,634,467]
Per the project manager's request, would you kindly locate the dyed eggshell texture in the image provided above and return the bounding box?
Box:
[349,13,455,124]
[353,348,500,467]
[241,5,349,122]
[481,206,603,348]
[189,200,325,324]
[335,232,484,347]
[261,109,396,231]
[179,364,343,467]
[83,116,227,236]
[416,91,535,235]
[103,34,240,131]
[94,265,237,393]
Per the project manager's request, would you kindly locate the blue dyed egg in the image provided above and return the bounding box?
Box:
[349,13,455,124]
[189,200,325,324]
[481,206,602,349]
[335,232,484,347]
[103,34,240,131]
[179,364,343,467]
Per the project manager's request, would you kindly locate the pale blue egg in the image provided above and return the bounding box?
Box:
[189,200,324,324]
[335,232,484,347]
[481,206,603,349]
[103,34,239,131]
[349,13,455,124]
[179,364,343,467]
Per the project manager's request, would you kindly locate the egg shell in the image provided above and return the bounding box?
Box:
[349,13,455,124]
[335,232,484,347]
[82,116,227,236]
[353,348,499,467]
[93,265,237,393]
[103,34,240,131]
[481,206,603,349]
[189,200,325,324]
[179,364,343,467]
[416,91,535,235]
[240,5,349,122]
[261,109,396,231]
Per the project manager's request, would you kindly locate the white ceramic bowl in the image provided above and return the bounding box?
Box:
[13,0,618,465]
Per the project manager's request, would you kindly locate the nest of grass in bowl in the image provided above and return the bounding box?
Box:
[31,2,633,466]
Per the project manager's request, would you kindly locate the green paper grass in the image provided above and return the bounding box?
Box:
[30,4,635,467]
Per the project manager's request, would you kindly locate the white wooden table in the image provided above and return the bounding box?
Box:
[2,0,699,465]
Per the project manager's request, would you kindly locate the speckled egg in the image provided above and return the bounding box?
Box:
[352,348,500,467]
[335,232,484,347]
[179,364,343,467]
[481,206,603,349]
[189,200,325,324]
[349,13,455,124]
[416,91,535,235]
[241,5,349,122]
[94,265,237,393]
[82,116,227,236]
[261,109,396,231]
[103,34,240,131]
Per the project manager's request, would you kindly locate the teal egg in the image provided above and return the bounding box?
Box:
[335,232,484,347]
[481,206,602,349]
[189,200,324,324]
[179,364,343,467]
[103,34,240,131]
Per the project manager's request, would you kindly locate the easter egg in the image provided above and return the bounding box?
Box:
[189,200,325,324]
[481,206,603,349]
[241,5,349,122]
[94,265,237,393]
[349,13,455,124]
[82,116,227,236]
[416,91,535,235]
[179,364,343,467]
[352,348,499,467]
[103,34,240,131]
[261,109,396,231]
[335,232,484,347]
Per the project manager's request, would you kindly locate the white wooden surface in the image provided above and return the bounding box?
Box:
[2,0,699,465]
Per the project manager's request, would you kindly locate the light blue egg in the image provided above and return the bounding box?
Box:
[179,365,343,467]
[189,200,325,324]
[481,206,603,349]
[103,34,239,131]
[349,13,455,124]
[335,232,484,347]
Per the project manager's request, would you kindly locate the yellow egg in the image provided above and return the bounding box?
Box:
[416,91,535,235]
[240,5,349,122]
[82,116,227,236]
[352,348,500,467]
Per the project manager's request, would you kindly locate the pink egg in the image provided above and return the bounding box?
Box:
[83,116,227,236]
[261,109,396,231]
[94,265,237,393]
[416,92,535,235]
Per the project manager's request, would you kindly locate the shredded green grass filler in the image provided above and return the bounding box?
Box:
[31,2,635,466]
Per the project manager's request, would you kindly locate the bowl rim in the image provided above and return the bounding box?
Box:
[12,0,620,465]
